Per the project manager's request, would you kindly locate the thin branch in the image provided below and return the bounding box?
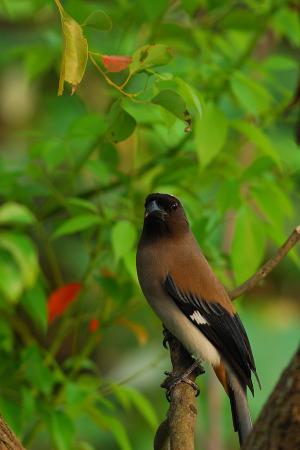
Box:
[229,226,300,300]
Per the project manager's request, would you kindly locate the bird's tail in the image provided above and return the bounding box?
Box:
[227,371,252,446]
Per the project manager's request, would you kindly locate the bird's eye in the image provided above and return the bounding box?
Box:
[170,203,178,210]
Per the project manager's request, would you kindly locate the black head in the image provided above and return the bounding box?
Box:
[142,193,189,240]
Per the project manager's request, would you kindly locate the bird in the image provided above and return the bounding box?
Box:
[136,192,260,446]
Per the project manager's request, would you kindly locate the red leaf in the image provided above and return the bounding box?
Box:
[89,318,100,333]
[102,55,132,72]
[48,283,81,323]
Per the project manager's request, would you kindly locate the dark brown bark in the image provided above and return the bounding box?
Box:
[243,345,300,450]
[0,416,24,450]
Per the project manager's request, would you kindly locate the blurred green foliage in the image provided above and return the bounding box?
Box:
[0,0,299,449]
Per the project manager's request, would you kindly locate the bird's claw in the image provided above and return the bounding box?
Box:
[162,371,200,401]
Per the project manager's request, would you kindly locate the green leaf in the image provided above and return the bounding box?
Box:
[232,120,281,167]
[138,0,168,20]
[55,0,88,95]
[21,345,54,395]
[129,44,172,75]
[0,202,35,226]
[231,206,266,284]
[111,221,136,262]
[152,89,192,131]
[0,397,21,435]
[87,407,132,450]
[0,252,23,302]
[21,282,48,333]
[50,410,75,450]
[82,10,112,31]
[68,114,107,138]
[53,214,101,239]
[230,72,272,116]
[0,232,38,288]
[66,198,98,214]
[122,386,158,429]
[31,138,69,171]
[195,103,228,167]
[0,318,13,352]
[107,101,136,143]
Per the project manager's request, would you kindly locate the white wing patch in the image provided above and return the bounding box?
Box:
[190,310,208,325]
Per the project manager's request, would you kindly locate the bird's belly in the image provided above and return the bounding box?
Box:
[149,293,220,366]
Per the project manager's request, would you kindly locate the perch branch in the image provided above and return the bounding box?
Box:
[155,333,202,450]
[229,225,300,300]
[0,416,24,450]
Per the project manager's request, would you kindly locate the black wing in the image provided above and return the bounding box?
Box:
[165,274,260,395]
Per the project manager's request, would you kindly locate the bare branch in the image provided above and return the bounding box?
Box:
[155,333,202,450]
[229,226,300,300]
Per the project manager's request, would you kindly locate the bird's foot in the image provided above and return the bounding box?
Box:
[161,361,205,401]
[162,371,200,401]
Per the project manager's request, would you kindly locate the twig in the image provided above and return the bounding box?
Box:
[229,226,300,300]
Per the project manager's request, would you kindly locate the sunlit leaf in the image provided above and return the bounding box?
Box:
[0,232,38,288]
[152,89,192,131]
[50,410,75,450]
[107,101,136,143]
[53,214,101,239]
[231,206,266,284]
[66,198,98,214]
[111,221,136,262]
[82,10,112,31]
[0,202,34,226]
[0,252,23,302]
[55,0,88,95]
[195,103,228,167]
[232,120,281,167]
[230,72,272,116]
[129,44,172,75]
[48,283,81,323]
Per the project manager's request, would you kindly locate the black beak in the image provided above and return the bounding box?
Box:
[145,200,166,219]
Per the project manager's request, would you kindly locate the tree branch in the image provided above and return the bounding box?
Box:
[155,334,202,450]
[242,344,300,450]
[229,226,300,300]
[0,416,24,450]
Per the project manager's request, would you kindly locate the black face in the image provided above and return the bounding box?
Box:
[142,193,188,238]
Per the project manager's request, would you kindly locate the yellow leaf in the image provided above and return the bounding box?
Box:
[117,318,148,345]
[54,0,88,95]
